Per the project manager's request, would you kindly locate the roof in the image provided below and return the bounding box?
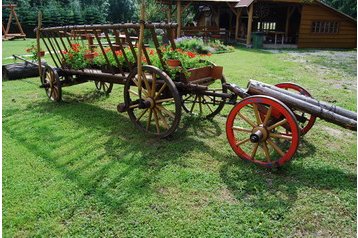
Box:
[235,0,254,7]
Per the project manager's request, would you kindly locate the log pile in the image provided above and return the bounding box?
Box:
[247,80,357,131]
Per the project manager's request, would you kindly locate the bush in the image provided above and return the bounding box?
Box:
[175,37,234,54]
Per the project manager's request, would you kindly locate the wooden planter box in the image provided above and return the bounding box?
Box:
[185,66,223,82]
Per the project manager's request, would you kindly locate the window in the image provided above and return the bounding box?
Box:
[312,21,339,33]
[257,22,276,31]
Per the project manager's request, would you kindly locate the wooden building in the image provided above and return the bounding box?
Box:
[157,0,357,48]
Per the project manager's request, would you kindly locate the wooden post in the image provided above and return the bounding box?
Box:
[285,7,294,39]
[11,6,25,36]
[177,0,181,38]
[235,8,242,40]
[246,4,254,46]
[36,12,42,77]
[137,0,145,95]
[168,3,172,22]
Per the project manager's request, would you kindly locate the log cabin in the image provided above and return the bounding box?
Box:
[157,0,357,48]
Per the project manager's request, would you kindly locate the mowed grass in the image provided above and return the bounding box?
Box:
[3,39,357,237]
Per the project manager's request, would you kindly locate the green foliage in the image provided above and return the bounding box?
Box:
[322,0,357,18]
[175,37,235,54]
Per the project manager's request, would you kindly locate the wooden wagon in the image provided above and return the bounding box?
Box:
[35,15,356,168]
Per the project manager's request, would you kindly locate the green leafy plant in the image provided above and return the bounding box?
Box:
[26,44,43,61]
[62,44,90,70]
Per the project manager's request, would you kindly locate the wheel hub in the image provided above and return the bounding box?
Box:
[250,126,268,143]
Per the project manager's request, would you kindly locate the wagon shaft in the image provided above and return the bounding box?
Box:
[247,80,357,131]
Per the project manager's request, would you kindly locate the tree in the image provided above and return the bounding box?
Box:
[322,0,357,18]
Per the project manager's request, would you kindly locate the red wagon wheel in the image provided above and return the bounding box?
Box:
[226,96,300,167]
[95,81,113,94]
[275,82,316,135]
[41,65,62,102]
[124,65,182,138]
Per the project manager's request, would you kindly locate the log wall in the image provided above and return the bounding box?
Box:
[298,3,357,48]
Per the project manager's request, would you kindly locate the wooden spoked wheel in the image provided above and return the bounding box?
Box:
[41,65,62,102]
[226,96,300,167]
[275,82,316,135]
[124,65,182,138]
[182,66,227,119]
[95,81,113,94]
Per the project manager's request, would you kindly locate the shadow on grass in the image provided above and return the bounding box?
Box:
[4,93,356,220]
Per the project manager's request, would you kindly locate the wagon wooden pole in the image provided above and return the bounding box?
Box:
[137,0,145,96]
[36,11,42,77]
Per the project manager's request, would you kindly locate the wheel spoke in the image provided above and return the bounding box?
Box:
[237,112,256,128]
[263,106,272,126]
[270,133,292,140]
[141,73,151,93]
[236,138,250,146]
[267,138,285,157]
[154,83,167,100]
[198,96,203,114]
[129,89,139,96]
[268,119,288,131]
[253,103,263,125]
[155,108,169,129]
[151,73,156,97]
[232,126,252,133]
[156,105,175,119]
[146,109,153,130]
[190,95,198,113]
[153,109,161,133]
[156,98,174,104]
[251,143,259,159]
[205,101,214,113]
[262,142,271,162]
[136,108,149,122]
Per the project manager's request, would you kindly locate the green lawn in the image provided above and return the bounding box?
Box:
[3,40,357,237]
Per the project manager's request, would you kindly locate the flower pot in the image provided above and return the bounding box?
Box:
[37,51,45,57]
[186,66,223,82]
[166,59,181,67]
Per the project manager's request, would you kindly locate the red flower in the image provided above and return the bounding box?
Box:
[94,52,99,57]
[115,50,123,56]
[149,49,155,56]
[187,51,196,58]
[71,43,80,52]
[62,50,68,54]
[104,48,111,53]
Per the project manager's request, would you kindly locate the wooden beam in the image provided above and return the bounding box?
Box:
[235,8,242,40]
[11,7,25,35]
[36,12,42,77]
[285,7,294,37]
[5,9,13,35]
[226,2,238,17]
[177,0,182,37]
[246,4,254,45]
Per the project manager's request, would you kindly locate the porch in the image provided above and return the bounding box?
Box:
[160,0,302,48]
